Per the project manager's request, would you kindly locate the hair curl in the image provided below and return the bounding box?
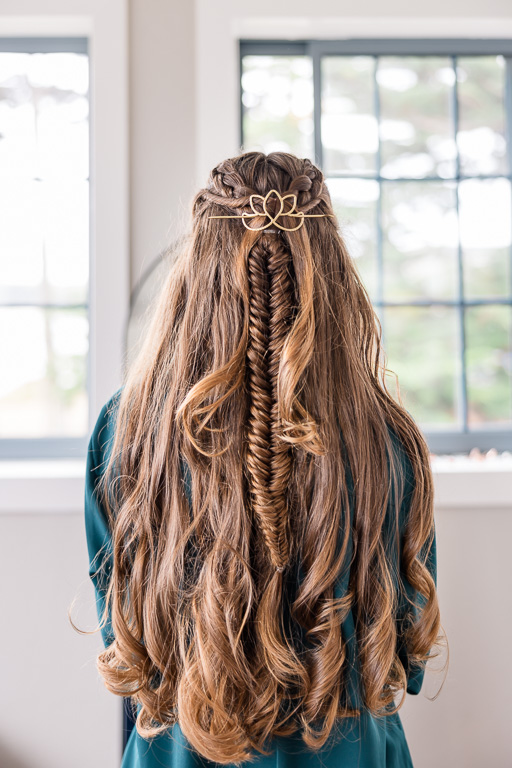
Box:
[80,151,447,764]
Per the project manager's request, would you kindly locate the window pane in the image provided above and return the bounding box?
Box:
[0,178,43,301]
[326,177,379,300]
[383,305,461,429]
[377,56,456,179]
[465,305,512,427]
[241,55,314,158]
[0,51,88,180]
[457,56,508,176]
[459,178,512,300]
[0,307,88,438]
[0,52,37,177]
[32,52,89,179]
[381,180,459,301]
[321,56,377,176]
[44,179,89,303]
[0,178,88,305]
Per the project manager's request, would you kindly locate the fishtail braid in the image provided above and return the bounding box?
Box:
[245,233,295,572]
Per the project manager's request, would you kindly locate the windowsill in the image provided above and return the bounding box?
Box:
[431,454,512,472]
[0,459,86,479]
[0,460,86,514]
[430,454,512,510]
[0,455,510,514]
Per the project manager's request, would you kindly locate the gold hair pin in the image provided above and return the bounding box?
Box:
[208,188,335,232]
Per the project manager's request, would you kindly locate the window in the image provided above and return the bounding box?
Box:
[240,39,512,453]
[0,37,89,459]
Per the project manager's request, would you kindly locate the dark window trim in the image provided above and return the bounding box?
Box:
[0,36,88,54]
[0,437,89,461]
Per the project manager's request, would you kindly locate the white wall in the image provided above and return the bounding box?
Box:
[0,1,511,767]
[2,501,511,768]
[401,504,512,767]
[0,513,121,768]
[128,0,196,291]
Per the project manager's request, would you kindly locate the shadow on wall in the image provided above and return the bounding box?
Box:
[0,743,32,768]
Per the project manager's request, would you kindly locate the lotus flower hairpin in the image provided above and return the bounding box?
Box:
[207,188,335,232]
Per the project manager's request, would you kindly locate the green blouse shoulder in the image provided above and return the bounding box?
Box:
[84,387,123,648]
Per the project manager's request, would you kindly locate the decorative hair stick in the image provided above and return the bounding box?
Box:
[208,188,335,232]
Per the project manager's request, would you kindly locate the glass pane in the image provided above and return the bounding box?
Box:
[0,51,88,180]
[381,181,459,301]
[383,305,461,429]
[457,56,507,176]
[44,179,89,303]
[465,305,512,428]
[0,179,44,302]
[377,56,456,179]
[0,178,89,305]
[0,307,88,438]
[326,177,379,300]
[241,55,314,158]
[459,178,512,300]
[31,52,89,179]
[0,53,37,177]
[321,56,377,176]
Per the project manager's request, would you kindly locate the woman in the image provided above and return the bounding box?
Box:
[82,151,446,767]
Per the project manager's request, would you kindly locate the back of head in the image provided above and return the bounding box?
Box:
[96,151,442,763]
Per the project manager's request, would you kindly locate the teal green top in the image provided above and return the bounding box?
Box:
[85,389,436,768]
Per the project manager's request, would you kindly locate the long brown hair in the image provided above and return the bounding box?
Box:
[89,151,445,763]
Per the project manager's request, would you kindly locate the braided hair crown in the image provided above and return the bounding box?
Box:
[194,153,335,574]
[196,153,330,224]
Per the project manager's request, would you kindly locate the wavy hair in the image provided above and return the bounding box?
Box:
[85,151,446,763]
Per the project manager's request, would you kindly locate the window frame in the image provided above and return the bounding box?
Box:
[0,15,129,461]
[0,36,90,459]
[240,38,512,454]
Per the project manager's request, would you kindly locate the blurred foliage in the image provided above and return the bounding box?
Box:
[377,55,456,179]
[457,56,508,176]
[383,305,461,428]
[322,55,377,175]
[465,305,512,425]
[241,55,314,159]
